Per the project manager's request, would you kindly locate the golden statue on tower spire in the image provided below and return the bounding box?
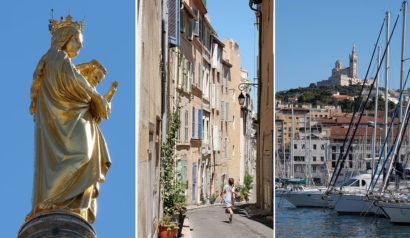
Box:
[27,12,117,224]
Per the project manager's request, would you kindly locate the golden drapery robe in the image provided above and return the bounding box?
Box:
[27,48,111,224]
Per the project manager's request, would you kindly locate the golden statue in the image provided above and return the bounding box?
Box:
[27,14,117,224]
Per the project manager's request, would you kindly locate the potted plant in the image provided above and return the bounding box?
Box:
[210,193,218,204]
[234,185,243,202]
[200,191,206,205]
[243,172,253,202]
[158,214,179,238]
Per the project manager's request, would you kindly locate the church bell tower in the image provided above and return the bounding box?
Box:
[349,42,358,78]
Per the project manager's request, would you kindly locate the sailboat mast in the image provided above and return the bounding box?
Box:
[309,104,312,185]
[304,113,308,181]
[291,103,295,178]
[400,1,407,123]
[372,46,381,176]
[385,11,390,164]
[283,122,286,177]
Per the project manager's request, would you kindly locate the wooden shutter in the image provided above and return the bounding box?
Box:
[211,84,215,108]
[193,9,199,37]
[188,61,192,93]
[198,109,202,140]
[212,43,218,68]
[216,88,219,110]
[178,54,183,89]
[188,19,193,41]
[221,100,224,121]
[192,107,195,138]
[180,10,186,33]
[168,0,180,47]
[226,102,229,122]
[198,63,202,89]
[192,58,196,86]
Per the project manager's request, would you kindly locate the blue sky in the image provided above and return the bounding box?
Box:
[207,0,259,111]
[0,1,134,237]
[277,0,410,92]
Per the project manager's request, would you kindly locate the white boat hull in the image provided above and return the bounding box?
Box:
[378,202,410,223]
[276,188,289,197]
[335,194,384,216]
[283,190,328,207]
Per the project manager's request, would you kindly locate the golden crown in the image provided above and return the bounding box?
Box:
[49,14,84,35]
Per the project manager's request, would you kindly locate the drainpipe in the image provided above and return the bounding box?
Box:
[162,0,169,143]
[160,0,169,219]
[249,0,262,209]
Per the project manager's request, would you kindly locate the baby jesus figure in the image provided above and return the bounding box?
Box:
[76,59,118,123]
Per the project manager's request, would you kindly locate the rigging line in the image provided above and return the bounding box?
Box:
[327,17,386,190]
[369,68,410,192]
[336,8,403,191]
[381,89,410,193]
[327,18,386,189]
[385,96,410,191]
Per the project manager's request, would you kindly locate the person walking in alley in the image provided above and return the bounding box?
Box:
[221,178,238,223]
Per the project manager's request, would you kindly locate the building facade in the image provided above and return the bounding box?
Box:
[136,0,162,236]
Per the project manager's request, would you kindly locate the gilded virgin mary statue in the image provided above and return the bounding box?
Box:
[27,14,116,224]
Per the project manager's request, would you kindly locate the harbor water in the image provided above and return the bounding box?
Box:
[275,198,410,237]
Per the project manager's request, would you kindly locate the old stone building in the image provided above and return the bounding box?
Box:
[318,43,375,87]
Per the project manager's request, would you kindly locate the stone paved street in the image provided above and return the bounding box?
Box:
[186,205,272,238]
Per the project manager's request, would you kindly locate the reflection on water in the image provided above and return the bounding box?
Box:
[275,198,410,238]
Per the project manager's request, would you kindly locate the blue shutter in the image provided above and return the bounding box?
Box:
[168,0,180,47]
[198,109,202,140]
[192,107,195,138]
[192,162,197,201]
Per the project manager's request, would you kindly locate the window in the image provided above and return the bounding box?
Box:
[225,102,229,121]
[221,100,225,121]
[192,107,195,138]
[332,154,336,160]
[349,162,353,168]
[312,165,316,172]
[224,138,228,158]
[192,58,196,86]
[313,156,316,162]
[198,63,201,89]
[180,10,186,33]
[349,154,353,160]
[294,156,305,162]
[294,144,297,149]
[321,144,325,150]
[302,144,305,149]
[184,110,189,142]
[321,156,324,161]
[187,19,194,41]
[332,146,336,152]
[313,144,317,150]
[332,161,336,168]
[177,160,187,185]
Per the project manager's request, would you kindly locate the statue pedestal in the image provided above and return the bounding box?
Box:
[18,210,96,238]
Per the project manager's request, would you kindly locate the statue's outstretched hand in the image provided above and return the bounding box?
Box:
[104,81,118,102]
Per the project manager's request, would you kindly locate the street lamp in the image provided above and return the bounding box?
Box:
[237,80,258,106]
[238,92,246,106]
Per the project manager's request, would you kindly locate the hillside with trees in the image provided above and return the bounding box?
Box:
[276,84,396,113]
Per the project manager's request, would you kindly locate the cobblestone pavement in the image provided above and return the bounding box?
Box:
[185,205,272,238]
